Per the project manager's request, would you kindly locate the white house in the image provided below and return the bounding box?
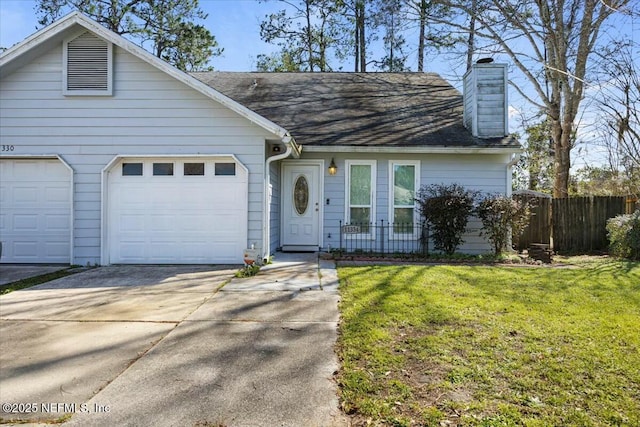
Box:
[0,12,520,265]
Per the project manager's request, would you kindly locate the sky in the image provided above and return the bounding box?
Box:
[1,0,639,170]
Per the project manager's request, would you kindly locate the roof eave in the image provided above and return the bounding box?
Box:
[302,145,522,154]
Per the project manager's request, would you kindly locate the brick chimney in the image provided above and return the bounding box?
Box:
[463,62,509,138]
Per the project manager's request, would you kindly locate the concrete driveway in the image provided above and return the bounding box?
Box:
[0,265,70,287]
[0,254,345,426]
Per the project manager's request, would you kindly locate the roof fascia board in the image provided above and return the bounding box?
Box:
[1,12,295,145]
[302,145,522,154]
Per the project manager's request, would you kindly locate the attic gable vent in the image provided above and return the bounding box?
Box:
[63,32,112,95]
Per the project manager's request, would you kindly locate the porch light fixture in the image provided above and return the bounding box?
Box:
[328,158,338,175]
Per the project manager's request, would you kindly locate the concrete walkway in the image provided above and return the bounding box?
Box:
[0,254,345,427]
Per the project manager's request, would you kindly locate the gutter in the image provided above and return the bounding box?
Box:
[302,145,520,154]
[262,135,298,262]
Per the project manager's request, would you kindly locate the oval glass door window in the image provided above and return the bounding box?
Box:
[294,175,309,215]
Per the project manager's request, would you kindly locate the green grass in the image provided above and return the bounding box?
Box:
[234,264,260,278]
[337,258,640,426]
[0,268,81,295]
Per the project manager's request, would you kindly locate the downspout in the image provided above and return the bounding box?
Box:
[506,152,521,197]
[263,135,296,263]
[506,152,521,252]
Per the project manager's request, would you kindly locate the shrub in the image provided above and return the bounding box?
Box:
[477,194,531,255]
[416,183,478,255]
[606,210,640,260]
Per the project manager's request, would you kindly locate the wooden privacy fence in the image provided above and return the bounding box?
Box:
[514,194,551,251]
[514,195,633,253]
[553,196,627,253]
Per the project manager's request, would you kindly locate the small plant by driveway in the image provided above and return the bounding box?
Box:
[336,259,640,426]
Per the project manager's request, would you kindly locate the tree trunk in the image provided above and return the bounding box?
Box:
[551,114,572,198]
[417,0,426,72]
[305,0,314,71]
[466,0,476,70]
[354,9,360,72]
[358,1,366,72]
[389,10,394,71]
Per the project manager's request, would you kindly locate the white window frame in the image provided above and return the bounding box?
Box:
[389,160,420,239]
[63,31,113,96]
[344,159,376,239]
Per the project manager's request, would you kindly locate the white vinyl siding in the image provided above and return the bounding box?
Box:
[63,32,113,96]
[344,160,376,237]
[389,160,420,237]
[1,42,274,265]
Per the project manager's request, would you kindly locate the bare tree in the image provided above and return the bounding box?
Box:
[595,42,640,171]
[438,0,632,197]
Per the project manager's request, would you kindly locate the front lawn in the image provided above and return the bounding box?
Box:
[337,259,640,426]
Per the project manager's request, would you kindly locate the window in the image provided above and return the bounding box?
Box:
[345,160,376,234]
[293,175,309,215]
[390,161,420,235]
[122,163,143,176]
[215,163,236,176]
[63,32,113,96]
[153,163,174,176]
[184,163,205,176]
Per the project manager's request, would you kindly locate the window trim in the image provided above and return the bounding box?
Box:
[62,31,113,96]
[389,160,420,239]
[344,159,376,240]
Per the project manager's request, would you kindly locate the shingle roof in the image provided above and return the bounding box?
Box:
[191,72,518,148]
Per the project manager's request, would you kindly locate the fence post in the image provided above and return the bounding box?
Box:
[420,221,429,256]
[380,220,385,257]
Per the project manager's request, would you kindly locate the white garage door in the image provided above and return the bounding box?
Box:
[0,159,72,264]
[107,157,248,264]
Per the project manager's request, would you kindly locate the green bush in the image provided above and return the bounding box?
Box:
[416,183,478,255]
[606,210,640,260]
[477,194,531,255]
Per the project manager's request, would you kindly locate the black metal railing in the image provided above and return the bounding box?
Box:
[337,220,429,256]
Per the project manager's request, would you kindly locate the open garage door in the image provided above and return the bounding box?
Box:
[0,158,72,264]
[107,157,248,264]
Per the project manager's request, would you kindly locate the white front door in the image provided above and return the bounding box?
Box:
[281,163,321,251]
